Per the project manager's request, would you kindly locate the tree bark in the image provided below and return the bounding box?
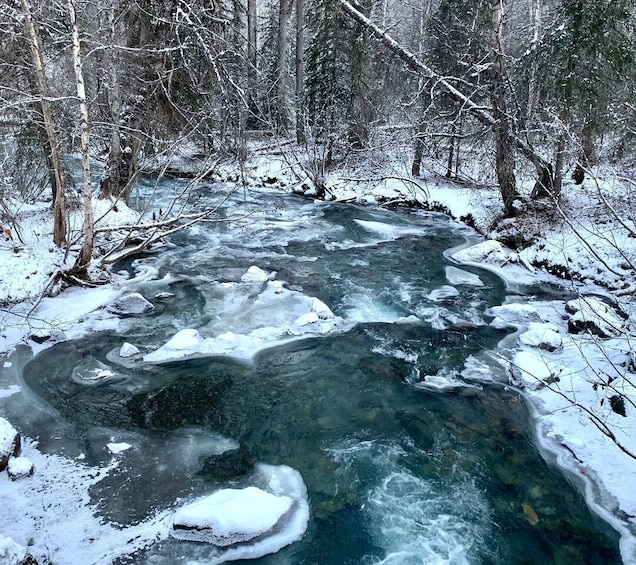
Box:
[20,0,67,247]
[246,0,259,128]
[295,0,306,143]
[490,0,518,216]
[68,0,93,271]
[275,0,294,132]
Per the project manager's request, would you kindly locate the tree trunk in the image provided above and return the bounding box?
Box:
[246,0,259,129]
[295,0,306,144]
[68,0,93,271]
[490,0,518,217]
[20,0,67,247]
[526,0,542,122]
[275,0,294,132]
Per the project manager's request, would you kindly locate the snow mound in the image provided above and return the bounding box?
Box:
[518,323,563,352]
[107,292,155,316]
[566,296,628,338]
[171,486,294,545]
[171,464,309,563]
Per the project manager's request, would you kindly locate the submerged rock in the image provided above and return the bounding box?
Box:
[171,486,295,546]
[107,293,155,316]
[0,417,21,472]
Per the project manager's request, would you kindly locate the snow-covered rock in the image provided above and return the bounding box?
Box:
[107,293,155,316]
[452,240,509,266]
[427,285,459,302]
[0,534,32,565]
[241,266,274,283]
[119,342,140,358]
[565,296,628,338]
[171,486,294,546]
[7,456,35,481]
[508,350,558,389]
[486,303,544,329]
[0,417,21,472]
[518,323,563,352]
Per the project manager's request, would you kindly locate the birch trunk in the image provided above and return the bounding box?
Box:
[20,0,67,247]
[68,0,94,270]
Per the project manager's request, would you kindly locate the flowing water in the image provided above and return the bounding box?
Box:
[1,180,622,564]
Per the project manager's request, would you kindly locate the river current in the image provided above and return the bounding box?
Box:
[2,179,622,563]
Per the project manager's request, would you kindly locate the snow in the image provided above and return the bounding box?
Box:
[171,487,294,545]
[171,464,309,563]
[106,442,132,454]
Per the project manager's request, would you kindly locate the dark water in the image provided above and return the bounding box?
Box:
[6,188,622,563]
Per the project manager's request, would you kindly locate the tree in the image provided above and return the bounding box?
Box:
[529,0,634,187]
[19,0,68,246]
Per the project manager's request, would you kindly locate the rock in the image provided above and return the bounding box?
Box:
[107,293,155,316]
[0,534,38,565]
[7,456,35,480]
[198,446,254,481]
[565,297,627,338]
[241,266,273,283]
[171,486,295,546]
[0,417,21,472]
[119,342,140,358]
[154,292,175,300]
[518,324,563,352]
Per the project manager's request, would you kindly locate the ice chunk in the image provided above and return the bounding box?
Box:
[445,266,484,287]
[427,285,459,302]
[119,342,140,358]
[241,266,273,283]
[107,442,132,455]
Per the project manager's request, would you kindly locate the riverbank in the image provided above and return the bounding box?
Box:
[1,144,636,563]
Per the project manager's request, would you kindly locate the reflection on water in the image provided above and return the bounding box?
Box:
[4,189,622,564]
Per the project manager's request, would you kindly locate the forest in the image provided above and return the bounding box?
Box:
[0,0,634,275]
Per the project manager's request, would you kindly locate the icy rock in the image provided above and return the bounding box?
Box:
[445,266,484,287]
[241,266,273,283]
[119,342,140,358]
[427,285,459,302]
[487,303,543,328]
[154,292,175,300]
[508,350,555,388]
[518,323,563,352]
[0,534,35,565]
[452,240,509,266]
[565,296,627,338]
[7,456,35,481]
[107,293,155,316]
[171,486,295,546]
[0,417,21,472]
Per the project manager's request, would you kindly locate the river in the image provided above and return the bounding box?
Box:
[1,179,622,564]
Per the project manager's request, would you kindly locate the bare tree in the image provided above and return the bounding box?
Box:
[19,0,68,246]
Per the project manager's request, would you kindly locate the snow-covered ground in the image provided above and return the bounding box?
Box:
[2,144,636,563]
